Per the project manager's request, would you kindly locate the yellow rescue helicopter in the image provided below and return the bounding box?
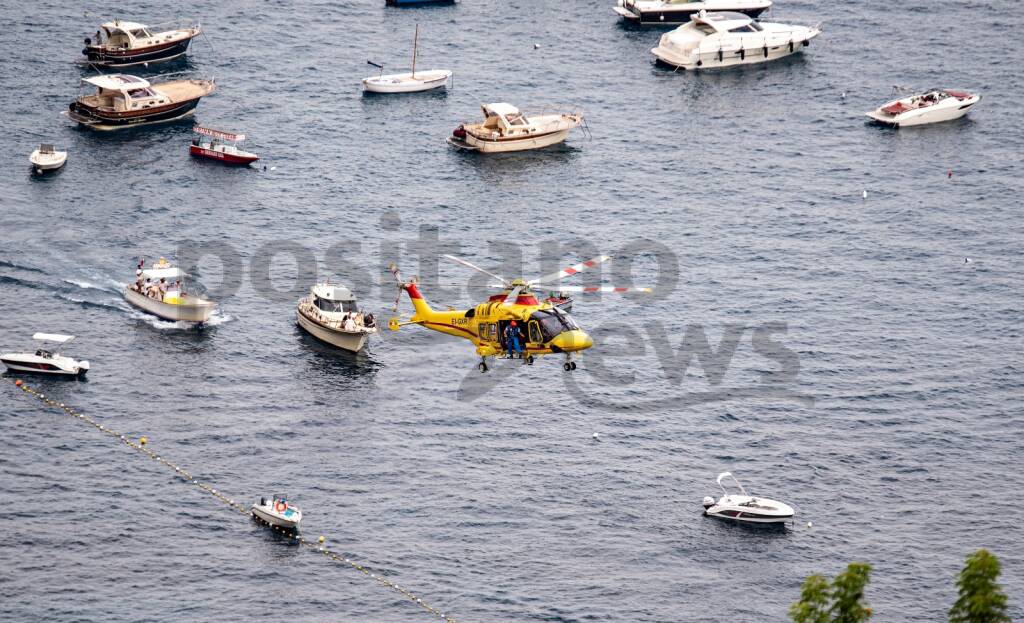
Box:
[387,254,651,372]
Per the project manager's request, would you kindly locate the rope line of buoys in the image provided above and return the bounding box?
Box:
[7,378,457,623]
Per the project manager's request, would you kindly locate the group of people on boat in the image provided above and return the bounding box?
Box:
[130,273,183,302]
[337,311,376,331]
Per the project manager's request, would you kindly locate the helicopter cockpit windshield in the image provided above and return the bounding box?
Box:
[530,308,580,341]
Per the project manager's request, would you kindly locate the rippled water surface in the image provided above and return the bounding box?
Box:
[1,1,1022,621]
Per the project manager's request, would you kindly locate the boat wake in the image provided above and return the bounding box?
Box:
[127,308,233,330]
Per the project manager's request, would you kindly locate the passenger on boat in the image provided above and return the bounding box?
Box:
[343,314,356,332]
[365,313,376,328]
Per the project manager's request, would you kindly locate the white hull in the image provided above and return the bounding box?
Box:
[1,356,88,376]
[30,151,67,171]
[449,128,572,153]
[124,287,214,323]
[296,309,371,352]
[866,95,980,127]
[251,505,301,529]
[363,70,451,93]
[705,509,792,524]
[653,34,817,70]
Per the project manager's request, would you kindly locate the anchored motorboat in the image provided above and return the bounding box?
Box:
[67,73,215,131]
[866,89,981,128]
[82,19,201,68]
[190,126,259,165]
[448,103,585,153]
[702,472,794,524]
[363,25,451,94]
[297,283,377,352]
[29,144,67,174]
[614,0,771,25]
[651,11,820,70]
[1,333,90,377]
[251,495,302,529]
[123,258,216,324]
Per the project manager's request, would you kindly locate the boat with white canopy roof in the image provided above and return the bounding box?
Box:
[447,103,585,153]
[123,258,216,324]
[82,19,201,68]
[190,126,259,165]
[67,73,215,131]
[297,283,376,352]
[1,334,90,376]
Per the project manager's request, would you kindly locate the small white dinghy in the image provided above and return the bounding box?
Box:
[1,333,89,376]
[251,494,302,529]
[29,144,67,174]
[702,472,794,524]
[362,25,451,94]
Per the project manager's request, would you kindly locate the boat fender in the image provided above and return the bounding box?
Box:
[803,39,809,47]
[696,60,702,67]
[275,501,287,512]
[717,49,723,62]
[763,45,768,58]
[739,48,745,60]
[789,40,794,53]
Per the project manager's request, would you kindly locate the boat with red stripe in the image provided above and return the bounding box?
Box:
[189,126,260,166]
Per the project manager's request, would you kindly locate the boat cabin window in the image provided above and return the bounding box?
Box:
[127,88,156,98]
[728,24,761,33]
[130,29,151,38]
[314,297,356,313]
[694,23,716,35]
[505,112,529,126]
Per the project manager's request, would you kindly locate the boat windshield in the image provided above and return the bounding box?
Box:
[506,112,529,126]
[729,23,762,33]
[315,296,356,313]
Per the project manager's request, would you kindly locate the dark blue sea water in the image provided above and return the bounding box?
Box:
[2,1,1022,621]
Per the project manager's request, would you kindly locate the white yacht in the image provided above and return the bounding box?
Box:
[448,103,585,153]
[1,334,90,377]
[651,11,820,70]
[866,89,981,127]
[702,472,794,524]
[614,0,771,25]
[251,495,302,529]
[123,258,216,324]
[296,283,376,352]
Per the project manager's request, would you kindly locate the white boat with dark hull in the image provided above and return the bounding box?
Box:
[448,103,585,153]
[67,74,215,131]
[865,89,981,128]
[1,334,90,377]
[363,25,451,94]
[123,260,216,324]
[651,11,820,70]
[297,283,376,352]
[614,0,771,25]
[702,472,794,524]
[29,144,67,174]
[251,495,302,530]
[82,19,201,68]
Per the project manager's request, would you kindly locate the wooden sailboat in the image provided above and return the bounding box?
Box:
[362,25,451,93]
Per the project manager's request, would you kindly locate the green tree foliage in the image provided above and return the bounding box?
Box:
[790,575,832,623]
[830,563,873,623]
[949,549,1010,623]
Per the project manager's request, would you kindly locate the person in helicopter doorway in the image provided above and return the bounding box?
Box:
[505,320,524,359]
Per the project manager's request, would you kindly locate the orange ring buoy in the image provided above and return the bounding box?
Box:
[275,501,287,512]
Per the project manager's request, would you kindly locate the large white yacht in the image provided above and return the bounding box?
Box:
[651,11,820,70]
[614,0,771,25]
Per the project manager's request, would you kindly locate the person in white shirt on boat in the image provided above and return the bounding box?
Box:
[343,313,357,332]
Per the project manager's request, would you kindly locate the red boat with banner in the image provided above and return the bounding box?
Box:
[189,126,259,166]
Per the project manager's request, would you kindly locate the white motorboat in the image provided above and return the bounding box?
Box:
[448,103,585,153]
[702,472,794,524]
[297,283,376,352]
[363,25,451,93]
[82,19,201,68]
[1,333,90,377]
[251,495,302,529]
[614,0,771,25]
[865,89,981,128]
[123,258,216,324]
[651,11,820,70]
[29,144,67,174]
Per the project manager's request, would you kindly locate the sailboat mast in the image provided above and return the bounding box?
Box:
[411,24,419,79]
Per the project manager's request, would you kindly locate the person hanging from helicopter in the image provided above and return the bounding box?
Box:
[505,320,524,359]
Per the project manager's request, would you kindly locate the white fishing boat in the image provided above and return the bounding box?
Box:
[702,472,794,524]
[251,494,302,529]
[651,10,820,70]
[297,283,376,352]
[29,144,67,174]
[1,333,90,376]
[614,0,771,25]
[363,25,451,93]
[447,103,585,153]
[123,258,216,324]
[82,19,201,68]
[865,88,981,128]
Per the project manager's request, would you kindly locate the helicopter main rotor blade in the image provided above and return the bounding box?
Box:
[549,285,653,294]
[502,285,523,303]
[442,254,510,286]
[528,255,611,286]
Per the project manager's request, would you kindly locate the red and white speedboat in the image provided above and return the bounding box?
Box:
[189,125,259,165]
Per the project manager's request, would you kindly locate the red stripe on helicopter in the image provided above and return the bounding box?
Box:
[406,284,424,299]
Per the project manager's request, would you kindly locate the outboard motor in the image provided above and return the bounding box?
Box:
[702,496,716,510]
[452,125,467,139]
